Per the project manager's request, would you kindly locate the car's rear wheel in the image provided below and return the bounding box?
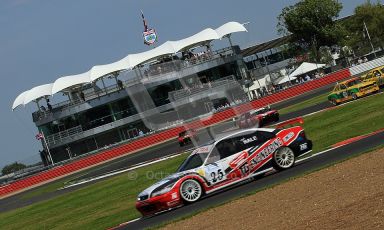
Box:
[179,179,202,203]
[352,93,358,100]
[330,99,338,106]
[272,147,295,170]
[274,114,280,122]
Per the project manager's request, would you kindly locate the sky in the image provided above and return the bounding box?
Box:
[0,0,367,169]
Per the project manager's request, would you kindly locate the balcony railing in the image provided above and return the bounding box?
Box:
[168,75,238,101]
[46,125,83,146]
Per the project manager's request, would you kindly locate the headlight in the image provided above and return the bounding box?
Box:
[137,194,149,201]
[151,181,176,198]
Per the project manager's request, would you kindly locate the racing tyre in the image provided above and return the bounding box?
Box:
[352,93,358,100]
[179,179,202,203]
[272,147,295,170]
[274,115,280,122]
[330,99,338,106]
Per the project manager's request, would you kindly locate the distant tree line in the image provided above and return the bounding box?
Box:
[277,0,384,64]
[2,162,26,175]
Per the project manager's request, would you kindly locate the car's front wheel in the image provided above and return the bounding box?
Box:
[352,93,358,100]
[272,147,295,170]
[179,179,202,203]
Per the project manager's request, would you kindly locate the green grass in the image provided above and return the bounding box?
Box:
[302,92,384,153]
[19,175,82,201]
[0,154,188,230]
[1,92,384,230]
[279,92,329,115]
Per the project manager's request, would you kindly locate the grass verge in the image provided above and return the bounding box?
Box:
[1,92,384,230]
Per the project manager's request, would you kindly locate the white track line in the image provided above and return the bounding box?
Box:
[60,151,189,190]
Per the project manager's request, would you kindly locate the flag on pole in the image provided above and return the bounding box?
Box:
[141,10,148,32]
[36,132,44,140]
[140,10,158,46]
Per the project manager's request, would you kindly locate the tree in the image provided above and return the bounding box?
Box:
[1,162,27,175]
[342,1,384,56]
[277,0,344,60]
[318,46,334,65]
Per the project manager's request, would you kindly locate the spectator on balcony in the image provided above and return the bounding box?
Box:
[117,79,124,90]
[363,57,368,63]
[47,102,52,111]
[80,91,85,101]
[156,66,162,74]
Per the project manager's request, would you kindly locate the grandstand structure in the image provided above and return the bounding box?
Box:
[12,22,256,164]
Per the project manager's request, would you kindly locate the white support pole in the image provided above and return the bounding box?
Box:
[41,131,54,166]
[364,21,377,58]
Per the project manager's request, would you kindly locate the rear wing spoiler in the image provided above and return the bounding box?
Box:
[276,117,304,129]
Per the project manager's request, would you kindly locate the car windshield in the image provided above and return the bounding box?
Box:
[252,108,268,115]
[177,152,208,172]
[347,79,362,87]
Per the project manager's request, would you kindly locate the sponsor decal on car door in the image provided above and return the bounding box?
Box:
[204,153,243,185]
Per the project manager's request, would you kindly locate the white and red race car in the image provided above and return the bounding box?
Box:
[236,107,279,128]
[136,118,312,216]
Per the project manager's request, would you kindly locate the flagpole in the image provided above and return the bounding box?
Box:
[364,21,377,58]
[41,131,54,166]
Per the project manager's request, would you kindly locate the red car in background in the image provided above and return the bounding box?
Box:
[178,129,198,146]
[236,107,279,128]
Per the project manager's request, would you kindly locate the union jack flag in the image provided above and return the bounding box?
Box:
[36,133,44,140]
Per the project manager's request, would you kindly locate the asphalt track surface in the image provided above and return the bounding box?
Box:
[0,84,334,212]
[119,131,384,230]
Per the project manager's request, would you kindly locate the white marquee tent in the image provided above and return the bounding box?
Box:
[12,83,54,110]
[52,71,92,95]
[288,62,325,78]
[12,91,29,110]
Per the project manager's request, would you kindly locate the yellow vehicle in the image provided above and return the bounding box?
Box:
[361,65,384,87]
[327,77,379,105]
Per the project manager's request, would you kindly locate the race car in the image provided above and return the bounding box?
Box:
[236,106,279,128]
[361,65,384,87]
[178,129,198,146]
[327,77,379,105]
[136,118,312,216]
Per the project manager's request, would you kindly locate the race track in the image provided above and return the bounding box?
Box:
[0,85,333,212]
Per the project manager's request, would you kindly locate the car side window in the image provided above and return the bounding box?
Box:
[205,131,275,165]
[374,70,381,77]
[340,84,347,90]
